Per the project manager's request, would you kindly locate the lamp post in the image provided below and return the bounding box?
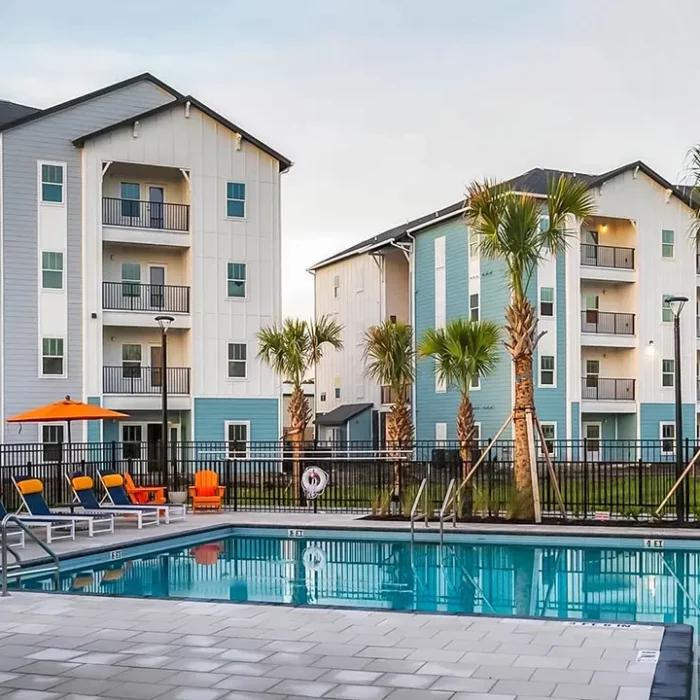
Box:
[156,315,175,487]
[667,296,688,523]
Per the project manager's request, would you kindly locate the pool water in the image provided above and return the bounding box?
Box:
[15,530,700,631]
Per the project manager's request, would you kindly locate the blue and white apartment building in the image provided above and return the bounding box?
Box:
[312,161,700,453]
[0,73,291,453]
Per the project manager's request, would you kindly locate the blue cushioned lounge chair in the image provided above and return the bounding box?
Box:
[0,496,74,545]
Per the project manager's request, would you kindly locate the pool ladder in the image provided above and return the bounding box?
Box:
[1,514,60,597]
[409,478,430,537]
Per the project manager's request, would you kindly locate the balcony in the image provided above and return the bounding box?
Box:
[581,377,635,405]
[381,386,411,405]
[103,366,191,394]
[103,282,190,312]
[102,197,190,247]
[580,244,635,283]
[580,311,635,348]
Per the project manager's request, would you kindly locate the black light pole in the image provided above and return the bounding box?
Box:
[156,315,175,487]
[667,296,688,524]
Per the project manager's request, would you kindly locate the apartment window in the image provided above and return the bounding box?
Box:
[469,231,479,258]
[226,182,246,218]
[122,425,142,460]
[226,421,249,458]
[662,229,675,258]
[227,263,247,298]
[121,263,141,297]
[540,287,554,317]
[41,164,63,203]
[472,423,481,441]
[469,293,479,321]
[540,355,555,386]
[122,344,142,379]
[120,182,140,217]
[540,422,556,457]
[41,252,64,290]
[320,392,326,402]
[660,422,676,455]
[662,359,675,387]
[585,359,600,387]
[435,422,447,443]
[41,338,64,376]
[333,275,340,299]
[227,343,247,378]
[335,387,340,399]
[470,375,480,390]
[41,424,64,462]
[662,295,673,323]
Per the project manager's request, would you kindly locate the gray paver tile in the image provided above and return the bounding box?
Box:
[553,683,619,700]
[258,641,316,653]
[363,659,427,674]
[490,680,556,697]
[266,665,328,681]
[215,663,276,677]
[451,694,516,700]
[531,668,593,684]
[355,647,411,660]
[2,677,64,691]
[617,688,653,700]
[375,673,438,689]
[472,665,535,681]
[0,658,32,672]
[417,661,477,678]
[461,652,518,667]
[570,658,630,672]
[591,671,652,688]
[514,655,572,669]
[385,690,453,700]
[318,670,383,685]
[109,668,177,684]
[213,676,282,692]
[406,648,465,663]
[430,677,497,692]
[26,649,83,662]
[48,678,117,695]
[68,653,129,665]
[308,643,366,657]
[160,688,227,700]
[445,639,501,653]
[263,652,322,666]
[312,656,372,671]
[163,671,230,688]
[115,655,173,669]
[324,685,391,700]
[216,649,273,663]
[266,680,336,697]
[161,658,228,673]
[104,681,171,699]
[77,639,134,653]
[59,663,124,680]
[7,661,78,676]
[2,692,64,700]
[221,693,286,700]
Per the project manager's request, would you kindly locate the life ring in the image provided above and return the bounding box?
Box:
[302,545,326,571]
[301,466,329,499]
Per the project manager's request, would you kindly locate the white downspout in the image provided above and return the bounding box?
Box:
[405,233,417,433]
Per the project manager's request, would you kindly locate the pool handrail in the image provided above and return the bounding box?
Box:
[439,478,456,541]
[410,478,429,536]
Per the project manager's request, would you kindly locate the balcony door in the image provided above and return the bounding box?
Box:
[150,345,163,389]
[148,186,164,229]
[149,265,166,309]
[584,360,600,399]
[583,422,602,462]
[582,295,599,332]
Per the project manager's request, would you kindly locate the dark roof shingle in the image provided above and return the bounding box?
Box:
[0,99,37,127]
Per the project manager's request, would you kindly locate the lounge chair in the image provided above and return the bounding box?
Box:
[98,472,186,523]
[0,496,75,545]
[67,473,159,529]
[124,473,166,504]
[189,470,225,512]
[12,476,114,538]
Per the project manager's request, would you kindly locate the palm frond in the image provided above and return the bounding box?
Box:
[544,175,596,254]
[309,314,344,365]
[364,320,414,391]
[686,144,700,242]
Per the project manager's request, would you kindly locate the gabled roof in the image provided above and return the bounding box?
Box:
[315,403,373,426]
[309,160,695,272]
[0,99,37,127]
[0,73,182,133]
[72,95,292,171]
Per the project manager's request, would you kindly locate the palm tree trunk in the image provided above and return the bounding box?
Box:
[457,392,475,518]
[288,386,310,505]
[389,391,413,511]
[506,298,537,521]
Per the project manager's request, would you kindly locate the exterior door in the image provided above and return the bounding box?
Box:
[146,423,163,473]
[149,265,165,309]
[582,230,599,265]
[583,422,602,462]
[582,295,600,332]
[149,187,164,229]
[150,345,163,389]
[584,359,600,399]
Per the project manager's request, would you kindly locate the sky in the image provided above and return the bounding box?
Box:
[2,0,700,319]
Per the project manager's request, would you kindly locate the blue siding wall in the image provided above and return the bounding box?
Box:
[87,396,102,443]
[571,402,580,440]
[348,408,372,442]
[194,398,279,442]
[639,403,695,442]
[103,420,119,443]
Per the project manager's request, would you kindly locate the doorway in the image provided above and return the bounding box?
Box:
[583,422,602,462]
[150,345,163,389]
[149,265,165,309]
[149,186,164,229]
[147,424,163,473]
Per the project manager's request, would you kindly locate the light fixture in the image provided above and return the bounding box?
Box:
[667,296,688,319]
[155,315,175,333]
[599,224,608,233]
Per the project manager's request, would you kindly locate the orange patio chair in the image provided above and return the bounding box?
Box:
[124,473,167,504]
[189,470,225,512]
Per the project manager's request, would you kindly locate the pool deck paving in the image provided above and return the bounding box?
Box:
[0,591,664,700]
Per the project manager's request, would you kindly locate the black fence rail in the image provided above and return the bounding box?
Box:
[1,439,698,522]
[580,243,635,269]
[103,366,191,394]
[103,281,190,313]
[580,310,635,335]
[102,197,190,232]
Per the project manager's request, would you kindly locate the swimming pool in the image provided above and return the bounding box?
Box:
[13,527,700,632]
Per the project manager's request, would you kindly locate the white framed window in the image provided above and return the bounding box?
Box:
[539,422,556,457]
[333,275,340,299]
[470,375,480,390]
[662,295,673,323]
[120,182,141,217]
[540,287,554,317]
[662,229,675,258]
[122,424,143,460]
[469,293,479,321]
[539,355,555,386]
[334,387,340,399]
[41,252,64,290]
[585,359,600,388]
[122,344,142,379]
[472,423,481,441]
[227,343,247,379]
[227,263,247,298]
[41,424,65,462]
[226,182,246,218]
[660,422,676,455]
[320,392,327,402]
[121,263,141,298]
[40,163,63,203]
[469,230,479,258]
[226,421,250,458]
[662,359,674,388]
[41,338,65,377]
[435,422,447,444]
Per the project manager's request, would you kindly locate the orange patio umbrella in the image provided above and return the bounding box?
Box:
[6,395,128,443]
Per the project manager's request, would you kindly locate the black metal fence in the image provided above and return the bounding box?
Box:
[1,439,699,523]
[102,366,191,394]
[103,282,190,313]
[102,197,190,232]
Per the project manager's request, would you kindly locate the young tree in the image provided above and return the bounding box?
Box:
[418,318,500,478]
[466,176,595,519]
[257,316,343,500]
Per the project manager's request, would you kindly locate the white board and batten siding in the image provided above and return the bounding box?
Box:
[80,101,282,402]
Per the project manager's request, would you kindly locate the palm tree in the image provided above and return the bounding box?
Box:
[418,319,500,478]
[686,145,700,237]
[257,316,343,500]
[466,176,596,519]
[364,320,415,498]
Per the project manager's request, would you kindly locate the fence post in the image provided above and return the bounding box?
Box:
[231,459,238,512]
[225,458,232,510]
[582,438,588,519]
[637,458,643,512]
[684,438,690,523]
[110,441,117,472]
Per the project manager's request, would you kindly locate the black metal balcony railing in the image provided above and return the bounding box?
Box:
[696,253,700,275]
[580,244,634,270]
[696,316,700,338]
[102,197,190,232]
[103,366,191,394]
[102,282,190,313]
[581,377,635,401]
[580,310,635,335]
[380,386,411,404]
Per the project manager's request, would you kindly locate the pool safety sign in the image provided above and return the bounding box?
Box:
[301,467,329,499]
